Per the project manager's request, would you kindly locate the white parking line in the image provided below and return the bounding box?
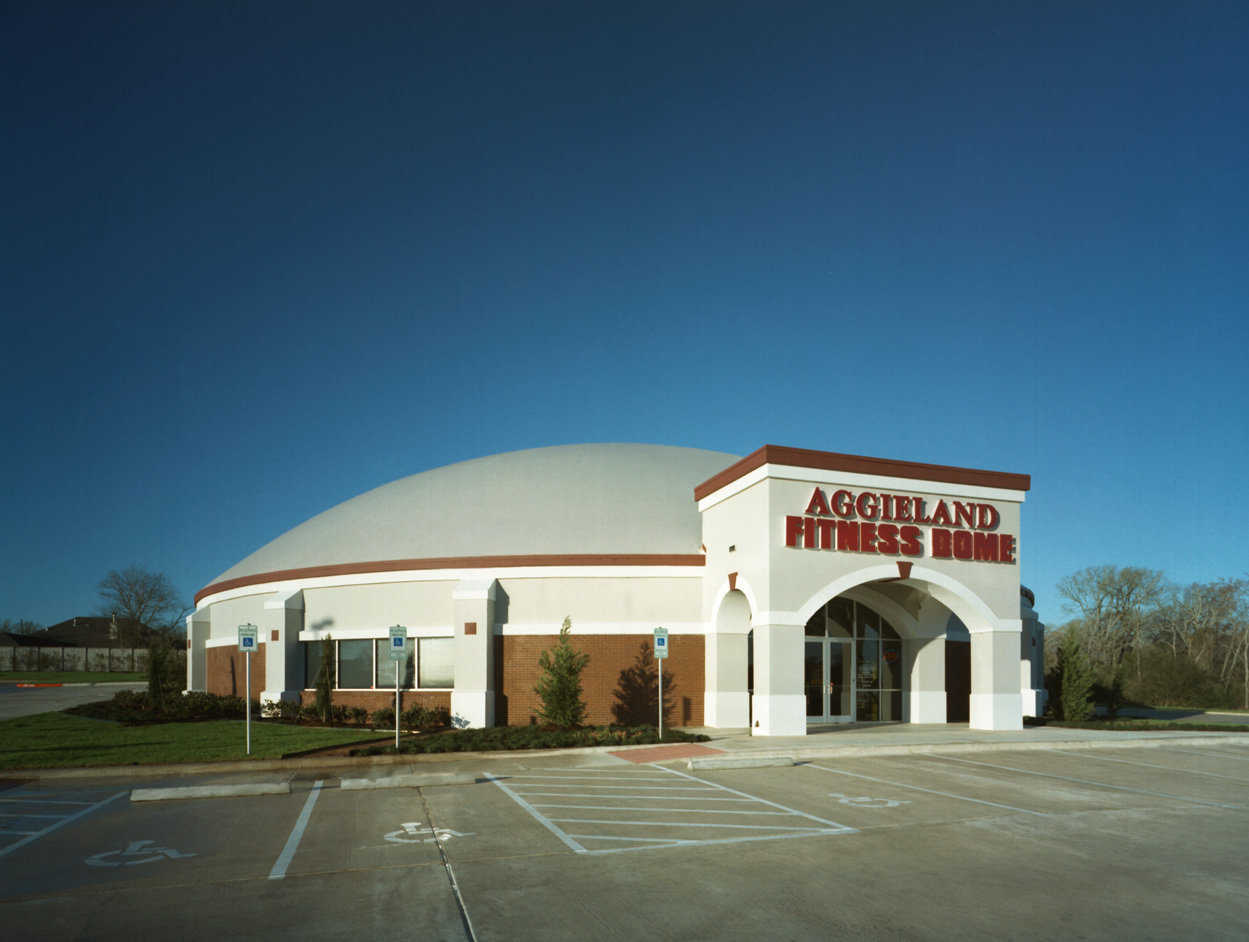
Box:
[268,780,323,880]
[512,791,756,802]
[803,764,1049,817]
[489,766,855,855]
[1049,748,1249,783]
[930,755,1243,810]
[0,791,127,858]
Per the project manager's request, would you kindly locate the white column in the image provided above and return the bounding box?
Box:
[905,634,947,723]
[185,610,209,693]
[261,589,304,712]
[452,578,497,728]
[751,620,805,736]
[969,619,1024,731]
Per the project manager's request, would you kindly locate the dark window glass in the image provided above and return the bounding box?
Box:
[828,598,854,638]
[303,641,323,689]
[338,640,373,689]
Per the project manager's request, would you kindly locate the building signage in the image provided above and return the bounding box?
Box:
[784,487,1016,563]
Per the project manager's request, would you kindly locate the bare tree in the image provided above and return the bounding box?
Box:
[97,566,190,647]
[0,619,43,636]
[1057,565,1164,677]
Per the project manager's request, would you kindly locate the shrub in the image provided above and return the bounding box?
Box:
[1056,635,1095,721]
[348,707,368,725]
[274,699,301,722]
[371,707,395,728]
[534,616,590,728]
[64,689,249,724]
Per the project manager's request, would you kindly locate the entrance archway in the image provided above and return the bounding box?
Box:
[795,564,1022,731]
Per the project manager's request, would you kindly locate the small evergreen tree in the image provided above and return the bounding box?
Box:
[534,617,590,728]
[1058,634,1095,721]
[315,636,335,724]
[146,642,171,712]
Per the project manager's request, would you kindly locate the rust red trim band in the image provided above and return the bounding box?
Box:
[694,445,1031,501]
[196,553,706,605]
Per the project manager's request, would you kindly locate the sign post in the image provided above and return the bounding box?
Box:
[238,624,258,755]
[653,627,668,740]
[388,626,406,750]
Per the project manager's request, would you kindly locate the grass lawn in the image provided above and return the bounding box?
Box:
[0,671,146,684]
[0,713,389,770]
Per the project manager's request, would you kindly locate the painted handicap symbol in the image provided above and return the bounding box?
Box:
[85,839,197,867]
[384,822,475,844]
[829,791,911,809]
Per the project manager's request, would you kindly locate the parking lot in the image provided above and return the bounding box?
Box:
[2,741,1248,940]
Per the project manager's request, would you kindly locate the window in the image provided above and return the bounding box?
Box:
[418,637,455,689]
[338,640,373,689]
[301,636,453,689]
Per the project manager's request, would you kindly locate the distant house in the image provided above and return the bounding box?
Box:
[39,616,157,648]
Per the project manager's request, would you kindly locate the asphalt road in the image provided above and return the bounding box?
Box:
[3,741,1248,940]
[0,683,145,721]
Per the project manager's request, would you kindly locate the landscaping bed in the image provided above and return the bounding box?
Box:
[351,724,711,755]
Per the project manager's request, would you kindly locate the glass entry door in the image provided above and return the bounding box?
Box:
[804,638,853,722]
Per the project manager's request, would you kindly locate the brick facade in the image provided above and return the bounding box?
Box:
[297,689,452,714]
[206,644,266,700]
[497,633,704,727]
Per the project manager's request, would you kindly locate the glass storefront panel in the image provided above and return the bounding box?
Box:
[375,639,415,689]
[856,637,879,690]
[829,641,851,715]
[805,641,823,716]
[828,598,853,638]
[856,690,880,721]
[338,639,373,689]
[881,640,902,689]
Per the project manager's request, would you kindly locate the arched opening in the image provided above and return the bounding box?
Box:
[804,597,904,723]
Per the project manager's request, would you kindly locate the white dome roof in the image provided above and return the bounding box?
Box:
[210,443,738,586]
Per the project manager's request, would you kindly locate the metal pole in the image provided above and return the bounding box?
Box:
[395,659,400,750]
[245,651,251,756]
[658,662,663,741]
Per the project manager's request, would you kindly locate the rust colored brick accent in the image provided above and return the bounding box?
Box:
[464,622,477,635]
[297,690,452,714]
[498,634,704,728]
[271,629,280,642]
[206,645,266,700]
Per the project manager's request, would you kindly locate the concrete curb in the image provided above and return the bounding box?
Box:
[726,734,1249,762]
[689,755,795,770]
[340,771,482,790]
[130,782,291,802]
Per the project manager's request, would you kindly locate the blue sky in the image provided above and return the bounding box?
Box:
[3,1,1246,628]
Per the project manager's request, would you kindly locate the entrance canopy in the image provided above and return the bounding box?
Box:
[696,446,1038,734]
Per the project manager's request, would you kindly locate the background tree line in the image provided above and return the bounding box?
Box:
[1046,565,1249,714]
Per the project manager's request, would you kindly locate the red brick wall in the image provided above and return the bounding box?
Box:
[206,645,266,700]
[297,690,451,714]
[498,634,704,727]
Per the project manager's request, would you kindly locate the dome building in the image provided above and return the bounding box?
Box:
[188,443,1044,734]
